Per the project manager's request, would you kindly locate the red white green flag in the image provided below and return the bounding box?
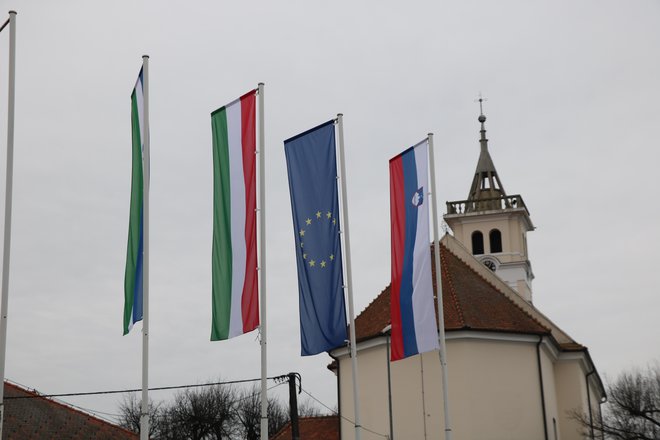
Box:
[210,91,259,340]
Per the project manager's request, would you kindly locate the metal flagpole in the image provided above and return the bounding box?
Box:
[427,133,452,440]
[140,55,151,440]
[0,11,16,439]
[257,82,268,440]
[335,114,362,440]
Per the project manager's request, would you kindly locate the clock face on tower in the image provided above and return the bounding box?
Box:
[483,259,497,272]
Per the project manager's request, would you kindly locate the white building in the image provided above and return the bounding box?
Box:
[329,109,605,440]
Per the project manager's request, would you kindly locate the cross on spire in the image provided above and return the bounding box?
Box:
[478,93,486,114]
[475,93,488,122]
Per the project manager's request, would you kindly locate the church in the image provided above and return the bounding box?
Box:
[328,108,605,440]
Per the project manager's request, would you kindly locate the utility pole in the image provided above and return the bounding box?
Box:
[288,372,301,440]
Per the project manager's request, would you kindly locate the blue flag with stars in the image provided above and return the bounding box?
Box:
[284,120,348,356]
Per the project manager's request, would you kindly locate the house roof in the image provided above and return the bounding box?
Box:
[270,415,339,440]
[352,234,579,347]
[3,381,138,440]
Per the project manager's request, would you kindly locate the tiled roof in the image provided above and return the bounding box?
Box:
[270,415,339,440]
[3,382,138,440]
[353,242,551,342]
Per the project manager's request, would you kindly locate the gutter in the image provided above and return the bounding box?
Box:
[586,370,595,439]
[536,336,549,440]
[598,396,606,440]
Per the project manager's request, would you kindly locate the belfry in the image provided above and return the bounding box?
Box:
[444,100,535,302]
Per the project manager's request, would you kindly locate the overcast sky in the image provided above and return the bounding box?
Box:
[0,0,657,424]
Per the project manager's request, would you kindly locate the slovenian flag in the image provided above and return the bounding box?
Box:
[210,90,259,341]
[389,140,440,361]
[123,69,146,335]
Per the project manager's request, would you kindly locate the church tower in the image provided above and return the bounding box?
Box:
[444,101,535,302]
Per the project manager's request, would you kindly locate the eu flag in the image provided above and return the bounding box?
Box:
[284,121,348,356]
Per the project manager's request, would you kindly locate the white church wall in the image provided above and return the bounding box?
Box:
[338,336,553,440]
[337,340,397,440]
[540,345,561,439]
[554,359,589,440]
[448,337,544,439]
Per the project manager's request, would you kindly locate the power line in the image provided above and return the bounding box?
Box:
[5,380,289,429]
[299,386,389,439]
[5,376,286,400]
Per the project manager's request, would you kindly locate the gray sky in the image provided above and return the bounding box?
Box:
[0,0,657,423]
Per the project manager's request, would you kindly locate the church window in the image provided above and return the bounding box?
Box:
[471,231,484,255]
[490,229,502,253]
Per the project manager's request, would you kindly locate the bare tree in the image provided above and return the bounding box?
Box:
[161,385,237,440]
[267,397,289,437]
[573,364,660,440]
[118,381,296,439]
[297,398,323,417]
[118,393,164,438]
[234,385,288,440]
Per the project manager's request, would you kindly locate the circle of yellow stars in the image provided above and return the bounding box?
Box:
[298,210,337,269]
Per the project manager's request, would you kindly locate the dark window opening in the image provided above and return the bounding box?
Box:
[472,231,484,255]
[489,229,502,253]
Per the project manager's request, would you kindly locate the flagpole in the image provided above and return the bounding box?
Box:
[140,54,150,440]
[335,114,361,440]
[0,11,16,439]
[428,133,452,440]
[257,82,268,440]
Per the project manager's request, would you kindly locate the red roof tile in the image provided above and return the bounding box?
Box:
[3,382,138,440]
[270,415,339,440]
[353,243,549,342]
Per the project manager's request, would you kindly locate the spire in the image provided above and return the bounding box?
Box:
[466,97,506,209]
[444,99,535,301]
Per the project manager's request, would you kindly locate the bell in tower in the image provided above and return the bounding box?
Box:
[444,100,536,302]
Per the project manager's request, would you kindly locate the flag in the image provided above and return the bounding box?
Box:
[389,141,440,361]
[211,90,259,341]
[284,121,347,356]
[123,69,145,335]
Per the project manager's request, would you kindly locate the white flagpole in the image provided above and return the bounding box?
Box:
[335,114,362,440]
[0,11,17,439]
[257,82,268,440]
[140,55,151,440]
[428,133,452,440]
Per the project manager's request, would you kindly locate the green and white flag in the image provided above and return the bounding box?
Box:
[123,69,145,335]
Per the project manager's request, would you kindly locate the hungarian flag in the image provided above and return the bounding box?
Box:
[123,69,145,335]
[389,141,440,360]
[210,91,259,341]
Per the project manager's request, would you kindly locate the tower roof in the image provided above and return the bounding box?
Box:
[467,100,507,204]
[445,100,533,227]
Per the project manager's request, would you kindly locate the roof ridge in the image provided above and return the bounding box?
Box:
[442,234,578,344]
[439,246,466,327]
[440,242,550,334]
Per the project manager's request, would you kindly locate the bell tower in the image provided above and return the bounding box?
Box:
[444,100,535,302]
